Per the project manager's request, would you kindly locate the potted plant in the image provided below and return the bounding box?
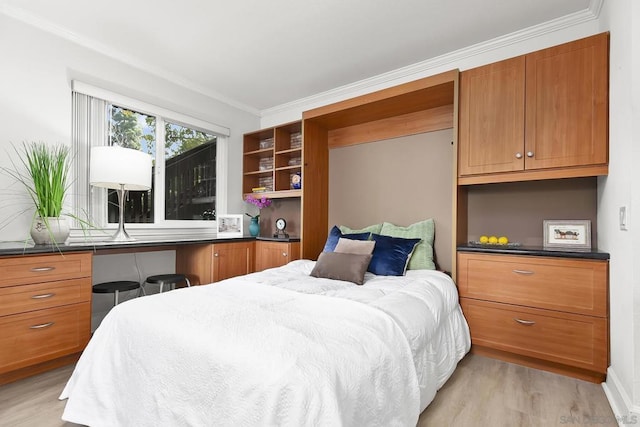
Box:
[2,142,74,245]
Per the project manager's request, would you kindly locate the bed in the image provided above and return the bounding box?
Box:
[60,259,470,426]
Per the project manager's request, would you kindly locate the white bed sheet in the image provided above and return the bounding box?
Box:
[60,260,470,426]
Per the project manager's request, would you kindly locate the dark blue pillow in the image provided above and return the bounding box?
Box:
[368,233,421,276]
[322,225,371,253]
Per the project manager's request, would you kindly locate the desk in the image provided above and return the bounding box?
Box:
[0,236,300,385]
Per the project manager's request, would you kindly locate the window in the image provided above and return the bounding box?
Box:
[71,82,229,238]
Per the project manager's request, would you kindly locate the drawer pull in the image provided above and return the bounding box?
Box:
[512,269,534,275]
[29,322,55,329]
[31,293,56,299]
[514,318,536,326]
[30,266,56,272]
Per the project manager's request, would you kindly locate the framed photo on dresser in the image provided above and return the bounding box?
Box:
[543,220,591,250]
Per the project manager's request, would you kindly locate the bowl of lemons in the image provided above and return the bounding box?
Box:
[475,235,517,246]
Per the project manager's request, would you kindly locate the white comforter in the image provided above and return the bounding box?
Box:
[60,260,470,426]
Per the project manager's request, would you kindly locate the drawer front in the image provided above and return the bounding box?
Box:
[0,252,92,288]
[461,298,608,373]
[457,252,608,316]
[0,303,91,373]
[0,278,92,317]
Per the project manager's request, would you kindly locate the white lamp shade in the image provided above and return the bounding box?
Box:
[90,146,153,190]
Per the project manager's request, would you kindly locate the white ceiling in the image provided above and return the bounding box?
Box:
[2,0,595,113]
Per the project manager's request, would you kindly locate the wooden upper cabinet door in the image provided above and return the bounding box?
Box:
[459,56,525,176]
[525,33,609,170]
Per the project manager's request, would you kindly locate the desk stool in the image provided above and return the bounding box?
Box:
[144,274,191,293]
[92,280,142,306]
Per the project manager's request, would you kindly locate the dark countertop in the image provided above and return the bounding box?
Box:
[0,236,269,257]
[457,243,610,260]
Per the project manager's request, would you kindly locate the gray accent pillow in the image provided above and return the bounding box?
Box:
[310,252,373,285]
[334,238,376,255]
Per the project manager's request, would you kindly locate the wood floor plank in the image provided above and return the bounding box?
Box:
[0,354,615,426]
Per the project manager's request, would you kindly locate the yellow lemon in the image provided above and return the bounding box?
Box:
[498,236,509,245]
[479,235,489,244]
[488,236,498,244]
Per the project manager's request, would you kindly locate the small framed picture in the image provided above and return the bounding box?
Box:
[217,214,243,238]
[543,220,591,250]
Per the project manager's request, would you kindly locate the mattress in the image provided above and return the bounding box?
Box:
[60,260,470,426]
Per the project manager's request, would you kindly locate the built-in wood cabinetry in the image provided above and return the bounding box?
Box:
[176,241,254,285]
[302,70,459,261]
[458,32,609,184]
[255,240,300,272]
[0,252,92,385]
[243,121,302,198]
[457,251,609,382]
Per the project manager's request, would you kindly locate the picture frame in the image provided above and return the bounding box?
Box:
[543,220,591,250]
[217,214,243,238]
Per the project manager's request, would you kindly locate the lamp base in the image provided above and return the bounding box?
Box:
[110,184,136,242]
[109,227,135,242]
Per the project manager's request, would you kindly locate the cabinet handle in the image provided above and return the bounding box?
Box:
[29,322,55,329]
[31,293,56,299]
[30,266,56,272]
[214,253,219,257]
[514,318,536,326]
[282,252,287,257]
[512,269,534,275]
[526,151,534,158]
[515,152,523,159]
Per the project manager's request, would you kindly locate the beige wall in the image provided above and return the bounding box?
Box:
[466,178,598,247]
[328,129,454,272]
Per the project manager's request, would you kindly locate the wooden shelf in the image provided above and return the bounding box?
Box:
[243,120,302,197]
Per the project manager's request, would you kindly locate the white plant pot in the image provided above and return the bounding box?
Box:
[30,217,70,245]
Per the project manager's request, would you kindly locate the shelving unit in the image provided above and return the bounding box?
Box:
[243,121,302,198]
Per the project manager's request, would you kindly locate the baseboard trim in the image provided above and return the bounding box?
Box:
[602,366,640,426]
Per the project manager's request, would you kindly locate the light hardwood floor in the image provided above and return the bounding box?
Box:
[0,354,615,427]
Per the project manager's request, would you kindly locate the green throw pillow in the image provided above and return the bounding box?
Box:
[380,219,435,270]
[339,223,383,235]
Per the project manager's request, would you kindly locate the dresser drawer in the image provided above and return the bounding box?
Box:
[461,298,608,373]
[0,303,91,373]
[0,252,92,288]
[0,278,92,317]
[457,252,608,316]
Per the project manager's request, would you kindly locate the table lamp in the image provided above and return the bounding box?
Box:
[89,146,152,241]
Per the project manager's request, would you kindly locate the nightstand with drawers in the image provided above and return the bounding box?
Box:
[457,250,609,382]
[0,252,92,385]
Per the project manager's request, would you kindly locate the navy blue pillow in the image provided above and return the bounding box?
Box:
[322,225,371,253]
[368,233,421,276]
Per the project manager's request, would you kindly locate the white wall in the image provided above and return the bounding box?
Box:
[0,13,260,242]
[599,0,640,420]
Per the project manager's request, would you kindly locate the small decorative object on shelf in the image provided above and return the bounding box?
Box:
[245,195,272,237]
[273,217,289,239]
[543,220,591,250]
[290,172,301,190]
[259,137,274,150]
[217,214,243,238]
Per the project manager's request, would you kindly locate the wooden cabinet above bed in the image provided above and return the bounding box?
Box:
[458,32,609,185]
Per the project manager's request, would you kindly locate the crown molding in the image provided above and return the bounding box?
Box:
[260,0,604,118]
[0,4,261,117]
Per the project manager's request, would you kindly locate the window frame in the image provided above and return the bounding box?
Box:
[70,81,230,240]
